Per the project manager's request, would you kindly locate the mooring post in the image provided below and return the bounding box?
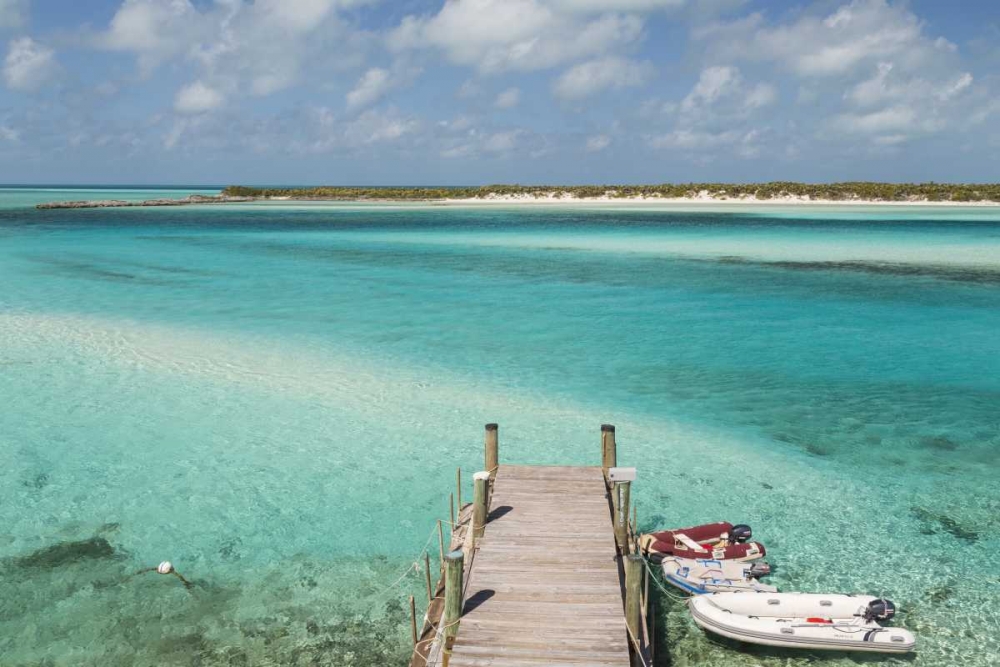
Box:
[484,423,499,479]
[449,492,455,529]
[614,480,631,552]
[601,424,617,479]
[442,549,465,656]
[472,471,490,539]
[424,552,433,603]
[409,594,418,646]
[456,468,462,513]
[624,554,643,652]
[437,519,445,567]
[632,503,638,552]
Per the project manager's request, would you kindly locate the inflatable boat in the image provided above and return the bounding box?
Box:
[660,557,777,594]
[641,522,765,561]
[688,592,916,654]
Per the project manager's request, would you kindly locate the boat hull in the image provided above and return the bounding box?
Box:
[688,593,916,654]
[661,557,776,594]
[646,522,766,561]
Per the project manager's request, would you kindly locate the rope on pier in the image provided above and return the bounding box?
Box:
[624,615,654,667]
[640,554,691,603]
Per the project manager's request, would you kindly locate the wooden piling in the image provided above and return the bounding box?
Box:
[424,552,433,603]
[456,468,462,513]
[442,549,465,654]
[409,595,418,646]
[601,424,617,477]
[632,504,638,552]
[624,554,643,654]
[484,423,499,478]
[449,492,455,529]
[472,471,490,539]
[613,480,631,552]
[437,520,445,567]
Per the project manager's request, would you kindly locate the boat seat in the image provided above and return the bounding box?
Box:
[674,532,709,552]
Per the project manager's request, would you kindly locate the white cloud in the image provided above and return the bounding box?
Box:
[585,134,611,151]
[845,62,972,109]
[389,0,644,74]
[483,129,522,152]
[548,0,684,11]
[832,105,916,134]
[98,0,373,95]
[174,80,224,113]
[744,82,777,109]
[937,72,972,102]
[651,128,741,149]
[343,108,418,145]
[696,0,953,77]
[100,0,204,73]
[0,0,28,29]
[494,87,520,109]
[347,67,391,109]
[674,66,776,119]
[0,123,19,141]
[681,65,740,110]
[3,36,55,91]
[650,127,764,159]
[552,56,651,100]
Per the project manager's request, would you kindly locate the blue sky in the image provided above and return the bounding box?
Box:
[0,0,998,185]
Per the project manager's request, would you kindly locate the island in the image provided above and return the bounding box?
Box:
[35,182,1000,209]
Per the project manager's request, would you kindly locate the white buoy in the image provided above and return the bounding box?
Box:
[157,561,174,575]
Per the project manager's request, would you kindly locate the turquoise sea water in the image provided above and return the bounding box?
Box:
[1,190,999,666]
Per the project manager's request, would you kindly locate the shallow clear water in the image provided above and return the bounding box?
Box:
[2,193,999,666]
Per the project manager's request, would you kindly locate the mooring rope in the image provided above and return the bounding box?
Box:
[624,616,654,667]
[361,522,441,604]
[640,554,691,603]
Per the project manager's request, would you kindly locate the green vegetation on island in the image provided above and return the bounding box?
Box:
[221,182,1000,202]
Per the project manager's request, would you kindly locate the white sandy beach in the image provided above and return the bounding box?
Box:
[436,192,1000,207]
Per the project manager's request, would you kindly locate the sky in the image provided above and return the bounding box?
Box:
[0,0,998,185]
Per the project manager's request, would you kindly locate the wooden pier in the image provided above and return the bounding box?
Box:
[410,424,652,667]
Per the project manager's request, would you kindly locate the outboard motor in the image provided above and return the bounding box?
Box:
[863,599,897,624]
[730,524,753,544]
[746,562,771,580]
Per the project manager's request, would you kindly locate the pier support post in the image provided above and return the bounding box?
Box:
[437,520,445,567]
[424,552,433,603]
[484,423,499,479]
[409,595,418,646]
[613,480,631,553]
[624,554,643,651]
[601,424,617,479]
[442,549,465,657]
[472,471,490,539]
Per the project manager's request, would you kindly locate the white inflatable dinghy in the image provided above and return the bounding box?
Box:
[661,557,777,594]
[688,592,915,654]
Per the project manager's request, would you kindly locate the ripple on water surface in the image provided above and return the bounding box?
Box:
[1,204,999,666]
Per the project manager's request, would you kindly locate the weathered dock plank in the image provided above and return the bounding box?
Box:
[447,464,630,667]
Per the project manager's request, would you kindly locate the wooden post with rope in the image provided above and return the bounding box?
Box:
[601,424,617,481]
[472,471,490,540]
[442,549,465,663]
[624,554,643,662]
[484,423,498,479]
